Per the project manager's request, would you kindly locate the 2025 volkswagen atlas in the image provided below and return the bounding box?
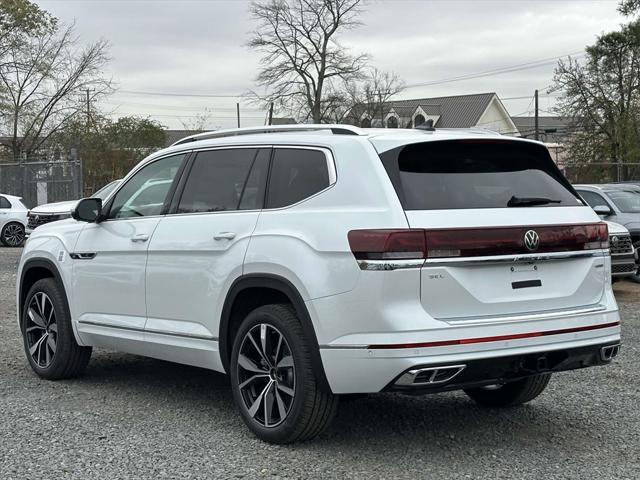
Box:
[17,125,621,443]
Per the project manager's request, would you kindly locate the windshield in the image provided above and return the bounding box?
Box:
[92,180,121,200]
[606,190,640,213]
[380,140,582,210]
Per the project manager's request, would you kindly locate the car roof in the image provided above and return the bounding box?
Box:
[0,193,22,201]
[136,124,543,172]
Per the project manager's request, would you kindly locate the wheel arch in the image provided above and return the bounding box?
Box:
[219,274,331,392]
[19,258,67,327]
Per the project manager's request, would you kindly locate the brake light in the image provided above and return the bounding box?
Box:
[347,229,426,260]
[348,223,609,260]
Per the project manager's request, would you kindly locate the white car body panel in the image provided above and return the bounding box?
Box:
[0,193,28,231]
[17,126,621,396]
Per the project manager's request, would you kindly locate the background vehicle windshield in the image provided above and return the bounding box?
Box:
[606,190,640,213]
[92,180,121,200]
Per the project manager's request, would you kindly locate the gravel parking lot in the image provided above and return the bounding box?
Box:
[1,247,639,479]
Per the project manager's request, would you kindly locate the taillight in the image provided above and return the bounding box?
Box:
[347,229,426,260]
[348,223,609,261]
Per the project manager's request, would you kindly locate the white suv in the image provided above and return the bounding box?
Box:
[17,125,621,443]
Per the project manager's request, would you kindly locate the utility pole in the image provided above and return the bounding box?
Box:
[236,103,241,128]
[534,89,539,141]
[84,89,94,133]
[268,102,274,126]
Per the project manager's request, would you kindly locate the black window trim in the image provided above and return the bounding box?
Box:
[164,144,337,216]
[167,146,272,216]
[99,150,192,222]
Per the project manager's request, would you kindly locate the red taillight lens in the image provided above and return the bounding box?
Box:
[348,223,609,261]
[347,229,426,260]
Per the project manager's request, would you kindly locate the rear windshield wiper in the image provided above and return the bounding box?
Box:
[507,196,562,207]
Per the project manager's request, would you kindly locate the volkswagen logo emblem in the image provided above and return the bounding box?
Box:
[524,230,540,251]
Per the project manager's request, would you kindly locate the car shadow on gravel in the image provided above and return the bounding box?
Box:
[63,350,609,455]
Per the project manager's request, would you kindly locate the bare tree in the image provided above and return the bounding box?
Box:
[248,0,368,123]
[340,67,405,126]
[0,4,111,160]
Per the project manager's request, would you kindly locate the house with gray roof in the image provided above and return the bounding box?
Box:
[346,92,519,134]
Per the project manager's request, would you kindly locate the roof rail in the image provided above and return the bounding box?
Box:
[171,124,365,146]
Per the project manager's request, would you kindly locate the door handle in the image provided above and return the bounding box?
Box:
[214,232,236,240]
[131,234,149,243]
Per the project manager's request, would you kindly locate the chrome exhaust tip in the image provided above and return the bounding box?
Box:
[600,344,620,362]
[395,364,466,387]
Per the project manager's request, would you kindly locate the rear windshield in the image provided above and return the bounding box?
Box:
[380,140,583,210]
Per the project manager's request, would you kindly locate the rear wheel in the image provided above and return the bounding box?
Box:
[1,222,25,247]
[230,304,338,443]
[464,374,551,407]
[21,278,92,379]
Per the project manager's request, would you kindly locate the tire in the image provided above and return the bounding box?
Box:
[464,373,551,408]
[21,278,92,380]
[230,304,338,444]
[1,222,25,247]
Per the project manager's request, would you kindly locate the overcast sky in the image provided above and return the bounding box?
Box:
[38,0,627,129]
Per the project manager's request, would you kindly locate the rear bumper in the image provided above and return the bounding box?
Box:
[319,311,621,394]
[385,341,619,394]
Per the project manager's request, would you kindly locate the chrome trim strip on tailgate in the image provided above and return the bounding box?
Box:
[444,304,610,325]
[424,250,606,267]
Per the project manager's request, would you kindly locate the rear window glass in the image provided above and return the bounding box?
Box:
[380,140,582,210]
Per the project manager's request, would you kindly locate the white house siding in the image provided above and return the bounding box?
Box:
[476,98,517,134]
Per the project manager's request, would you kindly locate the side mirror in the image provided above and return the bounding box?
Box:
[72,198,102,223]
[593,205,613,216]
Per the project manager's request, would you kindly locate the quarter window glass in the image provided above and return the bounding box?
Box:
[108,154,185,219]
[578,191,610,209]
[266,149,330,208]
[178,149,258,213]
[0,196,11,209]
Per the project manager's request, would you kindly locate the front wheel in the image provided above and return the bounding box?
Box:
[464,374,551,407]
[230,304,338,443]
[21,278,92,379]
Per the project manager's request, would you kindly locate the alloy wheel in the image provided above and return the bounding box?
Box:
[237,323,295,427]
[25,292,58,368]
[3,223,24,246]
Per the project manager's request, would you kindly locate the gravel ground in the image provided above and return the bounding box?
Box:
[1,247,639,479]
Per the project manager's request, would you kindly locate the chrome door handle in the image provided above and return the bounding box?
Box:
[131,234,149,243]
[214,232,236,240]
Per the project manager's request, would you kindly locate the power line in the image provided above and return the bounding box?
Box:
[118,89,245,98]
[403,51,584,88]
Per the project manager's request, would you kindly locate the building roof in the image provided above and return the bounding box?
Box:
[388,92,496,128]
[163,130,205,147]
[511,116,574,143]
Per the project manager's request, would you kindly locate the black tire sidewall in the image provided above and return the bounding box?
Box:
[21,278,76,379]
[230,305,314,443]
[1,222,25,247]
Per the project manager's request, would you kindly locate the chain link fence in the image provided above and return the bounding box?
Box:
[0,153,82,208]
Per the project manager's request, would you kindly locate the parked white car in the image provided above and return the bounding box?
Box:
[0,194,28,247]
[17,125,621,443]
[25,180,121,236]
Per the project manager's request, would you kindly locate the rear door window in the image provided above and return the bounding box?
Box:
[380,140,583,210]
[178,148,269,213]
[0,196,11,209]
[266,148,330,208]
